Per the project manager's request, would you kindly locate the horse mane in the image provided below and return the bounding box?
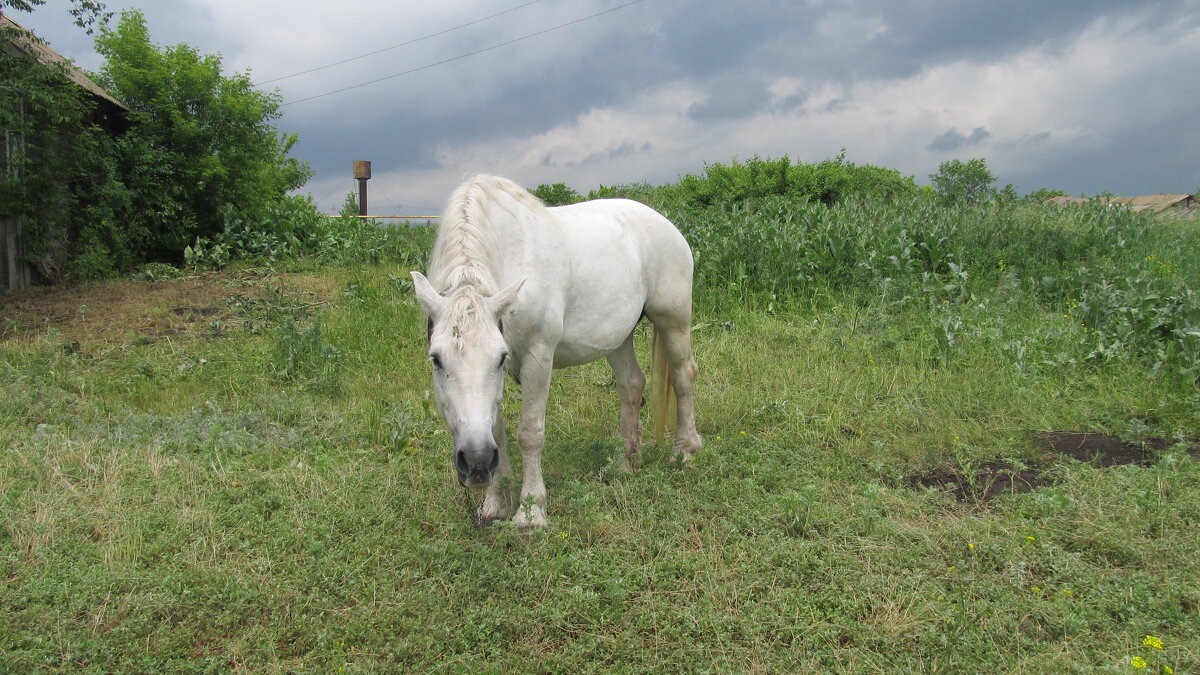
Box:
[429,174,551,297]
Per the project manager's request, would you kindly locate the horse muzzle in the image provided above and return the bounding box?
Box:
[455,441,500,487]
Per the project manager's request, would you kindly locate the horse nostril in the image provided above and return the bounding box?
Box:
[455,449,469,475]
[488,446,500,473]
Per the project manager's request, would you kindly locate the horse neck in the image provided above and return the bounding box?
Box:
[431,206,499,296]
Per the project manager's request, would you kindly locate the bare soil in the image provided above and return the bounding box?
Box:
[0,271,336,348]
[910,432,1199,503]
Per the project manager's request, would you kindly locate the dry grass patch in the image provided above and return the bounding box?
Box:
[0,270,341,348]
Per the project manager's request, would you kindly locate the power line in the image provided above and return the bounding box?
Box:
[313,179,352,212]
[253,0,543,86]
[373,180,405,214]
[282,0,646,106]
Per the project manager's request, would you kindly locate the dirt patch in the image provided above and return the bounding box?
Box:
[911,431,1198,503]
[910,460,1042,503]
[0,271,333,348]
[1032,431,1172,466]
[170,306,223,317]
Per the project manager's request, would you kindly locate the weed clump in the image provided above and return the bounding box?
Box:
[273,314,341,393]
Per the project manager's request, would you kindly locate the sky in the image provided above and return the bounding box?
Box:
[11,0,1200,215]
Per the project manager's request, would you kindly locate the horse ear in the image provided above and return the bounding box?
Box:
[489,278,525,317]
[410,271,445,316]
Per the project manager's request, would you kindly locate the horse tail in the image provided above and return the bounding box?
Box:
[650,325,675,447]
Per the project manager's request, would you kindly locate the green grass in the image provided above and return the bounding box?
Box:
[2,190,1200,672]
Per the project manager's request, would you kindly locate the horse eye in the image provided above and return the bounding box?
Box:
[430,353,444,371]
[498,352,509,369]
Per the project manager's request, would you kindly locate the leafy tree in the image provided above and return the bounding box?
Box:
[93,10,312,260]
[1,11,134,281]
[929,158,997,204]
[530,183,582,206]
[0,0,111,33]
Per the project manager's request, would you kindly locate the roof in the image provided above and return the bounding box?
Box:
[1113,194,1194,213]
[1046,193,1196,215]
[1,12,128,110]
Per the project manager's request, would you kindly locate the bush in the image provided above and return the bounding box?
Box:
[183,194,435,271]
[530,183,583,206]
[660,153,920,210]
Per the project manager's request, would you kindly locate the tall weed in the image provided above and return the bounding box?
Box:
[273,315,342,393]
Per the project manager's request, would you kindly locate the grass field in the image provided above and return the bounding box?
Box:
[2,196,1199,672]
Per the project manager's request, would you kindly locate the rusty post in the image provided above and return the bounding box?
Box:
[353,160,371,216]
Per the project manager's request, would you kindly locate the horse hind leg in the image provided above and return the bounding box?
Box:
[648,313,702,462]
[606,331,645,471]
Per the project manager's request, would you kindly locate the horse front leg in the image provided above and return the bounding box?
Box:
[513,354,553,530]
[478,414,515,524]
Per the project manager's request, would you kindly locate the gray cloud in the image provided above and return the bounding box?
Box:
[928,127,992,153]
[687,76,771,121]
[12,0,1200,210]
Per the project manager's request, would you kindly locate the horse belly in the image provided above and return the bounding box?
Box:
[538,198,687,368]
[552,298,643,368]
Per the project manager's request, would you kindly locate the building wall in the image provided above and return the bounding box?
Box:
[2,104,31,293]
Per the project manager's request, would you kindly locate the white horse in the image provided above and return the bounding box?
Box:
[411,175,702,529]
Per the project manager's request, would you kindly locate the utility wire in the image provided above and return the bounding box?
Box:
[254,0,542,86]
[373,181,405,214]
[314,179,352,212]
[282,0,645,106]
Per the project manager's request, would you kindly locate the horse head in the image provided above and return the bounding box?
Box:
[411,271,523,487]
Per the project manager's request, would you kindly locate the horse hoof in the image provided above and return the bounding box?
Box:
[622,453,643,472]
[670,450,698,466]
[513,505,548,531]
[477,496,515,526]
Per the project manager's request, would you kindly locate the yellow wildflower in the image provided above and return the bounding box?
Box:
[1142,635,1164,650]
[1131,656,1147,669]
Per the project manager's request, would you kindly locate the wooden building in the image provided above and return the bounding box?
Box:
[1046,193,1198,217]
[1,12,128,292]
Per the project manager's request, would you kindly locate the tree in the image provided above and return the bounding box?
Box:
[530,183,582,206]
[929,158,996,205]
[0,0,111,33]
[93,10,312,259]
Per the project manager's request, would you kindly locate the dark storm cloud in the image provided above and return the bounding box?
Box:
[1015,105,1200,196]
[787,0,1187,80]
[686,76,771,121]
[12,0,1200,207]
[540,141,650,168]
[927,127,991,153]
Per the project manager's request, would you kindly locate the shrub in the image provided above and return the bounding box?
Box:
[658,153,920,210]
[530,183,583,206]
